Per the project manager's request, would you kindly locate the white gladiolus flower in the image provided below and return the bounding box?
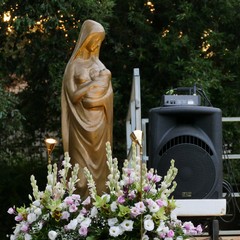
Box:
[120,219,134,231]
[48,230,58,240]
[144,219,154,231]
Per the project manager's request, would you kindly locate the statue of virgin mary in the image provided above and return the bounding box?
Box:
[61,20,113,199]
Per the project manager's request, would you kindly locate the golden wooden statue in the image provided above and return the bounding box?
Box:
[61,20,113,199]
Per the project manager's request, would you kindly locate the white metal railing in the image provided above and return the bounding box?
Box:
[126,68,142,157]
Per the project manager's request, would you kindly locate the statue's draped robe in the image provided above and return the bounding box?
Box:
[61,20,113,198]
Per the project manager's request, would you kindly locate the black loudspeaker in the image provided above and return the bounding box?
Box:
[148,106,222,199]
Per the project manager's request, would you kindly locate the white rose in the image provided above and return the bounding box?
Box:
[48,230,58,240]
[120,219,134,231]
[109,226,123,237]
[144,219,154,231]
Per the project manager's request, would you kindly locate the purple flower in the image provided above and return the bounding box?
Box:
[128,190,136,200]
[117,195,125,204]
[82,196,91,206]
[167,229,174,238]
[72,194,81,201]
[64,196,74,205]
[15,214,23,222]
[69,204,78,212]
[7,207,15,215]
[152,174,161,183]
[80,207,88,215]
[147,172,153,180]
[159,232,166,238]
[155,199,166,207]
[61,211,70,220]
[20,223,29,233]
[79,226,88,237]
[196,224,203,233]
[183,221,194,231]
[125,168,133,176]
[143,185,151,192]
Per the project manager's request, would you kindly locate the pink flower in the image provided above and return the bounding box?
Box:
[143,185,151,192]
[61,211,70,220]
[125,168,133,176]
[135,201,146,213]
[72,194,81,201]
[7,207,15,215]
[159,232,166,238]
[126,177,134,185]
[82,196,91,205]
[128,190,136,200]
[146,198,155,207]
[147,172,153,180]
[117,195,125,204]
[183,221,194,231]
[20,223,29,233]
[80,207,88,215]
[15,214,23,222]
[196,224,203,233]
[64,196,74,205]
[156,199,165,207]
[130,207,141,218]
[69,204,78,212]
[79,226,88,236]
[167,229,174,238]
[152,174,161,183]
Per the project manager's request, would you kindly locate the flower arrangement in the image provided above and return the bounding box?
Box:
[8,142,202,240]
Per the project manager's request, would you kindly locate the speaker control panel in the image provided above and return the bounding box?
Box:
[162,95,201,106]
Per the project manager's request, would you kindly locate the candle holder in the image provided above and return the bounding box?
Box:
[45,138,57,165]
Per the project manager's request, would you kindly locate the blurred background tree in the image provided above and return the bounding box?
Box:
[1,0,240,238]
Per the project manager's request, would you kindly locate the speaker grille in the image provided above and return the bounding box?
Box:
[159,135,213,157]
